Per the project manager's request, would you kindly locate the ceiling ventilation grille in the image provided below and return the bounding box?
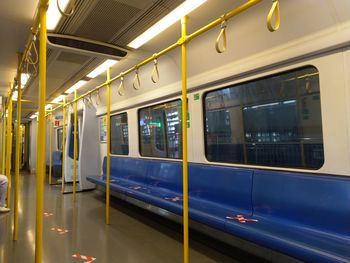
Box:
[57,0,184,47]
[110,0,184,46]
[73,0,141,42]
[56,51,91,64]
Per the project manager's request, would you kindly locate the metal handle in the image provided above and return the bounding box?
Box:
[215,18,227,53]
[56,0,76,17]
[151,57,160,83]
[117,76,125,96]
[267,0,280,32]
[95,90,101,105]
[133,68,141,90]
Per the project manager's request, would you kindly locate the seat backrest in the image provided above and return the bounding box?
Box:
[253,170,350,236]
[52,151,62,162]
[103,156,253,213]
[102,157,148,183]
[189,163,253,212]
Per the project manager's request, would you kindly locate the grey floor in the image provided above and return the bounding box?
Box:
[0,172,261,263]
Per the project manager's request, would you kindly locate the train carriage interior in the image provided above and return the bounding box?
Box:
[0,0,350,262]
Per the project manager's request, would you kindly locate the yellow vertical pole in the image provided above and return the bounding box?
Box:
[48,109,53,184]
[61,98,66,193]
[14,52,22,240]
[73,90,77,202]
[106,67,111,225]
[2,107,6,175]
[6,87,13,208]
[35,2,48,262]
[181,16,189,263]
[0,109,4,173]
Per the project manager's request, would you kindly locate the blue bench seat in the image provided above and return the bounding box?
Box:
[87,156,350,262]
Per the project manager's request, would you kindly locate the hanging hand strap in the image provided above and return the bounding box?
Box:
[118,76,125,96]
[95,90,101,105]
[151,56,160,83]
[57,0,76,17]
[215,17,227,53]
[267,0,280,32]
[133,68,141,90]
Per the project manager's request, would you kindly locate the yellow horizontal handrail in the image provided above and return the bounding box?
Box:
[19,99,64,105]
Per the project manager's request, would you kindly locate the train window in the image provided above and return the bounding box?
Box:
[57,127,63,151]
[68,113,80,160]
[110,113,129,155]
[204,66,324,169]
[139,100,182,159]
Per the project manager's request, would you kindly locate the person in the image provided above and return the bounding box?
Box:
[0,175,10,212]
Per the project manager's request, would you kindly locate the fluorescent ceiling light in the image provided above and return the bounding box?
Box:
[30,113,38,119]
[47,0,70,30]
[45,104,53,110]
[12,91,18,101]
[52,95,65,103]
[21,73,30,87]
[65,80,87,94]
[127,0,207,49]
[87,60,118,79]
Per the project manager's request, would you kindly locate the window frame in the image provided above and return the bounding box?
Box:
[110,112,129,156]
[56,127,63,151]
[202,65,324,170]
[138,99,182,159]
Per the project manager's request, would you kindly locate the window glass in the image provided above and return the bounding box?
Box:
[139,100,182,158]
[204,66,324,169]
[57,127,63,151]
[111,113,129,155]
[68,113,79,160]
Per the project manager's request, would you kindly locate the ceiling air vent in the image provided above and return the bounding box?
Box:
[47,33,127,59]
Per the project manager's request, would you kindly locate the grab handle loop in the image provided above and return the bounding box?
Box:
[133,68,141,90]
[118,76,125,96]
[57,0,76,17]
[27,38,39,65]
[95,90,101,105]
[151,56,160,83]
[215,17,227,53]
[26,58,38,77]
[88,94,93,107]
[267,0,280,32]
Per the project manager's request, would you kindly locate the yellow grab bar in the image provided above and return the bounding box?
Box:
[61,99,66,193]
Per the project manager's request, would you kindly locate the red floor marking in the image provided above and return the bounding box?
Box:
[72,253,96,263]
[44,212,53,217]
[165,196,182,202]
[129,186,141,190]
[129,186,146,190]
[51,227,69,235]
[226,214,258,224]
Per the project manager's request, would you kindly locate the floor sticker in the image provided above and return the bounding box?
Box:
[165,196,182,202]
[72,253,96,263]
[128,186,146,190]
[44,212,53,217]
[226,214,258,223]
[50,227,69,235]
